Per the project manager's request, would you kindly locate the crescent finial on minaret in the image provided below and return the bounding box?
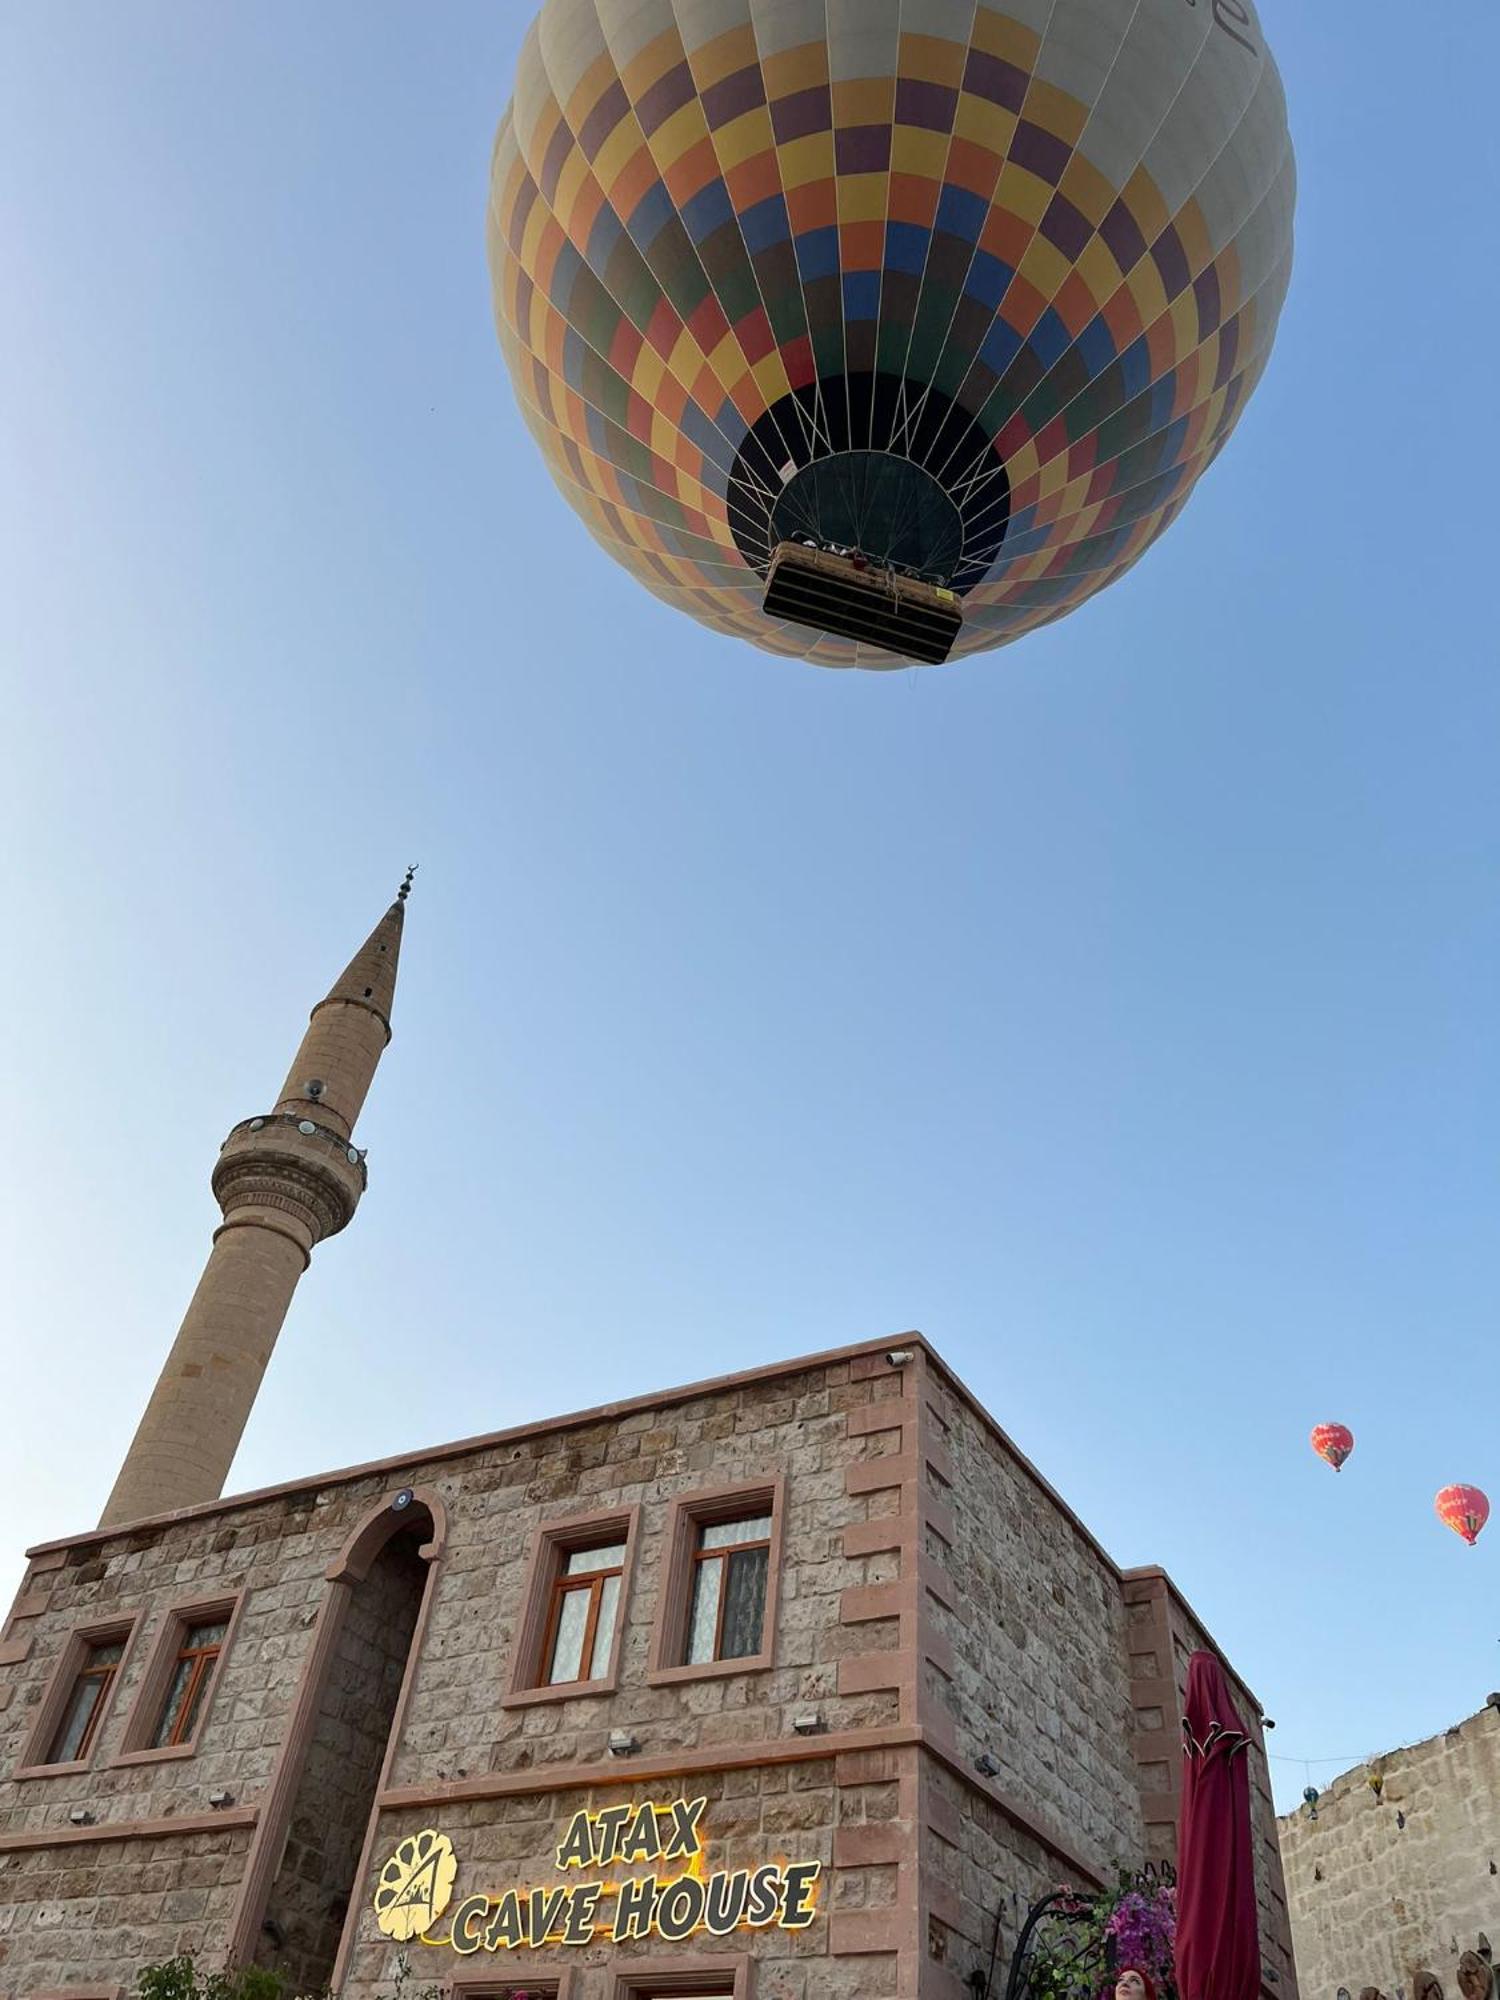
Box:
[398,863,418,903]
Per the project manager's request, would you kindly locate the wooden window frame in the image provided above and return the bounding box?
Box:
[503,1506,639,1709]
[446,1976,575,2000]
[611,1958,750,1998]
[647,1477,785,1688]
[14,1615,140,1779]
[686,1518,772,1668]
[112,1590,247,1767]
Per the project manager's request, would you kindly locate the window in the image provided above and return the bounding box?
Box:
[113,1592,245,1764]
[544,1543,626,1686]
[149,1616,228,1747]
[46,1637,125,1763]
[448,1975,572,2000]
[14,1617,139,1777]
[611,1965,745,1999]
[648,1478,784,1686]
[504,1508,639,1708]
[686,1516,772,1665]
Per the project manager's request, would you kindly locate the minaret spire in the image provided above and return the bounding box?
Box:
[99,881,412,1529]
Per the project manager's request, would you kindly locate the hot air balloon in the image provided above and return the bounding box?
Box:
[1435,1485,1490,1547]
[1311,1424,1354,1473]
[489,0,1295,667]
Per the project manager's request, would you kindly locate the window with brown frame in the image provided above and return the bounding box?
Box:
[44,1637,126,1764]
[448,1986,564,2000]
[685,1514,772,1665]
[647,1479,784,1686]
[541,1541,627,1687]
[611,1968,742,1999]
[111,1592,244,1765]
[504,1507,639,1707]
[636,1989,735,1999]
[148,1615,229,1748]
[447,1970,573,2000]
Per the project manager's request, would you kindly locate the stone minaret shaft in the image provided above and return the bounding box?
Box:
[99,880,412,1529]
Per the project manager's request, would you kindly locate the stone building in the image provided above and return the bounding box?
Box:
[0,889,1298,2000]
[1280,1702,1500,2000]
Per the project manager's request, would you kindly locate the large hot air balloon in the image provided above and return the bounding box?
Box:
[1435,1485,1490,1547]
[489,0,1295,667]
[1311,1423,1354,1472]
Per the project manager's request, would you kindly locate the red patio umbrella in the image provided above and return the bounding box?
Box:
[1174,1652,1261,2000]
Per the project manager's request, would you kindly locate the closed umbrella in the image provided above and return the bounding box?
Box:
[1174,1652,1261,2000]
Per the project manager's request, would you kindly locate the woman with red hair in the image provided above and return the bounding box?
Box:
[1117,1969,1159,2000]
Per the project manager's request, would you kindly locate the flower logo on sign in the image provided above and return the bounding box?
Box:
[374,1829,458,1941]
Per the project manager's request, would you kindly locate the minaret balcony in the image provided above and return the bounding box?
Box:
[212,1112,370,1247]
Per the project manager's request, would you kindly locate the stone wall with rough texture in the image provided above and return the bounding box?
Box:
[1280,1703,1500,2000]
[387,1357,902,1790]
[0,1829,249,1993]
[927,1374,1144,1876]
[919,1755,1066,1987]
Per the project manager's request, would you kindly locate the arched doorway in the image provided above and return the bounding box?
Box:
[226,1489,446,1993]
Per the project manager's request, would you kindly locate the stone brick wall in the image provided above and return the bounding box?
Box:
[1279,1702,1500,2000]
[919,1755,1074,1992]
[0,1829,248,1994]
[386,1357,897,1791]
[925,1371,1144,1877]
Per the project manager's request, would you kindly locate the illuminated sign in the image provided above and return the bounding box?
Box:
[373,1799,823,1955]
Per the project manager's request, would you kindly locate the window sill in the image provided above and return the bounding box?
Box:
[646,1654,773,1687]
[109,1741,200,1768]
[500,1675,618,1711]
[12,1758,92,1781]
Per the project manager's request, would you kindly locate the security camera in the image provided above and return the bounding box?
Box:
[886,1349,915,1367]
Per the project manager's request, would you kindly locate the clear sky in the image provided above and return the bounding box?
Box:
[1,3,1494,1817]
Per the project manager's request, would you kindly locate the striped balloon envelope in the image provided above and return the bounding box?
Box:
[488,0,1295,668]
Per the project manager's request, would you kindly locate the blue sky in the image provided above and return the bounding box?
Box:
[1,3,1495,1815]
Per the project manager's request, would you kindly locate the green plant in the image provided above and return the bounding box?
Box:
[136,1959,289,2000]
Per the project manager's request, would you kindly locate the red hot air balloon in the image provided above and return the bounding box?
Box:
[1311,1424,1355,1472]
[1435,1485,1490,1546]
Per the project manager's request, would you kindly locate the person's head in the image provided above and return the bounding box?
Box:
[1116,1969,1157,2000]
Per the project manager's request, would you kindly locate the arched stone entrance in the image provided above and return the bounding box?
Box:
[226,1489,446,1993]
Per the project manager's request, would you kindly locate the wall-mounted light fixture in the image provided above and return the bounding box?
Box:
[792,1712,824,1736]
[208,1788,235,1809]
[974,1752,1001,1779]
[608,1730,639,1757]
[67,1806,95,1826]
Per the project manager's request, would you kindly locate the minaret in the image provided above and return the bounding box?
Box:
[99,873,415,1529]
